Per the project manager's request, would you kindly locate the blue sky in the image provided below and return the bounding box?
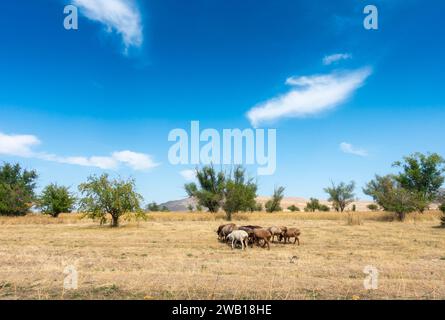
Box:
[1,0,444,203]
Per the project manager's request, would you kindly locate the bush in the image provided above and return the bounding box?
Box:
[0,163,38,216]
[352,204,356,212]
[367,204,379,211]
[319,204,330,212]
[36,183,76,217]
[147,202,161,212]
[287,205,300,212]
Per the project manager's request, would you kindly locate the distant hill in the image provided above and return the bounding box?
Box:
[161,196,376,212]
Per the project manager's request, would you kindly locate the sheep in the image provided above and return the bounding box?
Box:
[267,226,285,243]
[219,223,238,241]
[242,225,262,230]
[281,227,301,245]
[227,230,249,250]
[252,228,272,250]
[238,226,255,245]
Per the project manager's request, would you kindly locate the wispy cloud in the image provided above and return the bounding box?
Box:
[323,53,352,65]
[246,67,372,127]
[73,0,143,52]
[180,169,196,181]
[340,142,368,157]
[0,132,158,171]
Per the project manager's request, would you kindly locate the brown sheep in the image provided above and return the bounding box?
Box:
[267,226,284,243]
[252,228,272,250]
[219,223,238,241]
[281,227,301,245]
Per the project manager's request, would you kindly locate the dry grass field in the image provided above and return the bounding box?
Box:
[0,211,444,300]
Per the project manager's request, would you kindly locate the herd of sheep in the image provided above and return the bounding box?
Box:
[216,223,301,250]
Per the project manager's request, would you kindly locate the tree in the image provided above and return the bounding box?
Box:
[195,204,203,212]
[254,202,263,212]
[305,198,320,212]
[78,174,144,227]
[222,167,257,221]
[393,152,445,212]
[187,204,194,212]
[184,165,225,213]
[288,205,300,212]
[319,204,330,212]
[0,163,38,216]
[36,183,76,217]
[324,181,356,212]
[265,186,285,213]
[363,175,397,211]
[364,175,417,221]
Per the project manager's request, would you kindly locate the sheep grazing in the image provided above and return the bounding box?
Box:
[242,225,262,229]
[267,226,285,243]
[227,230,249,250]
[281,227,301,245]
[252,228,272,250]
[238,226,255,245]
[219,223,238,241]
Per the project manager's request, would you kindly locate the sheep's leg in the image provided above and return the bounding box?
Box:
[231,239,235,249]
[241,239,244,250]
[266,240,270,250]
[296,237,300,246]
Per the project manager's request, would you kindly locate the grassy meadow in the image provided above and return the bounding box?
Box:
[0,211,444,300]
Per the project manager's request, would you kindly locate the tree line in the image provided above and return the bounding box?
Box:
[0,152,444,227]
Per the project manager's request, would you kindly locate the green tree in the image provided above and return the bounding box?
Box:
[195,204,203,212]
[393,152,445,212]
[254,202,263,212]
[287,205,300,212]
[324,181,356,212]
[187,204,194,212]
[146,202,160,212]
[305,198,320,212]
[363,175,397,211]
[184,166,225,213]
[0,163,38,216]
[265,186,285,213]
[223,167,257,221]
[383,186,417,221]
[36,183,76,217]
[78,174,144,227]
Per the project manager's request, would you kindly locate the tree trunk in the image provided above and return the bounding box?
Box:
[398,211,406,222]
[111,215,119,227]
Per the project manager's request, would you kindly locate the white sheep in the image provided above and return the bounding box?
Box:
[227,230,249,250]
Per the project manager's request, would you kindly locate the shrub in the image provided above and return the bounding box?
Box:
[367,204,379,211]
[287,205,300,212]
[78,174,144,227]
[265,186,285,213]
[187,204,194,212]
[319,204,330,212]
[0,163,38,216]
[147,202,161,212]
[195,204,203,212]
[36,183,76,217]
[352,204,356,212]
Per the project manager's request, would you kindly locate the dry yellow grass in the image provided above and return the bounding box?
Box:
[0,211,444,300]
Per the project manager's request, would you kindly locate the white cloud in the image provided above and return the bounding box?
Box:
[180,169,196,181]
[112,150,159,170]
[246,67,372,127]
[0,132,158,171]
[340,142,368,157]
[73,0,143,51]
[0,133,41,157]
[323,53,352,65]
